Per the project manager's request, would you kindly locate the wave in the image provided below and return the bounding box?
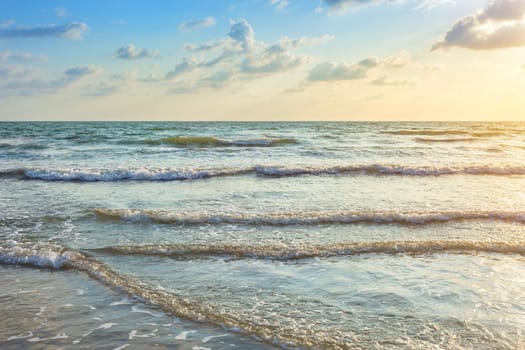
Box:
[383,130,509,137]
[3,163,525,182]
[253,164,525,177]
[2,240,525,349]
[91,208,525,226]
[139,136,298,147]
[0,142,47,150]
[0,167,251,182]
[414,137,479,143]
[0,242,359,349]
[89,241,525,260]
[0,241,84,269]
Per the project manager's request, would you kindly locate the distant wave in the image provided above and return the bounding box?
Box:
[90,241,525,260]
[92,208,525,226]
[137,136,298,147]
[383,130,509,137]
[2,164,525,181]
[253,164,525,177]
[0,142,47,150]
[414,137,479,143]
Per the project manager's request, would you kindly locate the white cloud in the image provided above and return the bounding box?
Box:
[371,76,418,86]
[414,0,455,10]
[165,19,331,93]
[0,64,34,78]
[270,0,290,11]
[0,19,15,28]
[114,45,158,60]
[321,0,457,13]
[0,22,88,39]
[178,17,216,31]
[358,51,411,68]
[306,51,413,83]
[433,0,525,50]
[228,19,256,51]
[64,66,102,77]
[0,49,46,61]
[1,65,101,96]
[308,61,368,81]
[166,56,201,79]
[55,7,69,17]
[185,40,229,52]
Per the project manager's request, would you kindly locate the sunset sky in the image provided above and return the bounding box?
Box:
[0,0,524,121]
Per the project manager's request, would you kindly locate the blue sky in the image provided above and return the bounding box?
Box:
[1,0,524,120]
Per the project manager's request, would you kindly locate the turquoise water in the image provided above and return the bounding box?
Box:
[1,122,525,349]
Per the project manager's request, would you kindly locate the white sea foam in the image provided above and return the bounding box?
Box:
[22,167,249,182]
[1,240,522,350]
[93,240,525,261]
[113,345,130,350]
[129,329,158,340]
[202,334,229,343]
[175,330,197,340]
[92,208,525,226]
[7,331,33,341]
[110,298,134,306]
[131,304,164,317]
[254,164,525,177]
[2,163,525,182]
[0,242,82,269]
[27,333,68,342]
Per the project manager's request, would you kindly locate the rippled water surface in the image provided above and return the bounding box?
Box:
[1,122,525,349]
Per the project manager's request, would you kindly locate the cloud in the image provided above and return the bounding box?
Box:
[228,19,256,50]
[0,19,15,28]
[358,51,411,68]
[114,45,158,59]
[1,65,101,96]
[83,71,137,97]
[308,61,368,81]
[64,66,102,77]
[0,49,46,61]
[185,40,230,52]
[270,0,290,11]
[432,0,525,50]
[321,0,458,13]
[166,19,329,93]
[0,64,34,78]
[241,51,307,74]
[178,17,216,31]
[55,7,69,17]
[371,76,417,86]
[0,22,88,39]
[414,0,455,10]
[166,56,201,79]
[321,0,395,13]
[306,51,412,83]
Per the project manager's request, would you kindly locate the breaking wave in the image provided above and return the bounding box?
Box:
[139,136,298,147]
[0,167,251,181]
[414,137,479,143]
[91,208,525,226]
[382,130,510,137]
[2,163,525,182]
[90,241,525,260]
[2,240,524,349]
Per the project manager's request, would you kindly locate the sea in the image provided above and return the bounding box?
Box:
[1,121,524,350]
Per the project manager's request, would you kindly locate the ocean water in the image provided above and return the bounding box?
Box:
[1,121,525,349]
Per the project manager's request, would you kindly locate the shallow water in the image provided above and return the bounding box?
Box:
[1,122,525,349]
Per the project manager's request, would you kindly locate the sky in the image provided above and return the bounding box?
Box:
[0,0,524,121]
